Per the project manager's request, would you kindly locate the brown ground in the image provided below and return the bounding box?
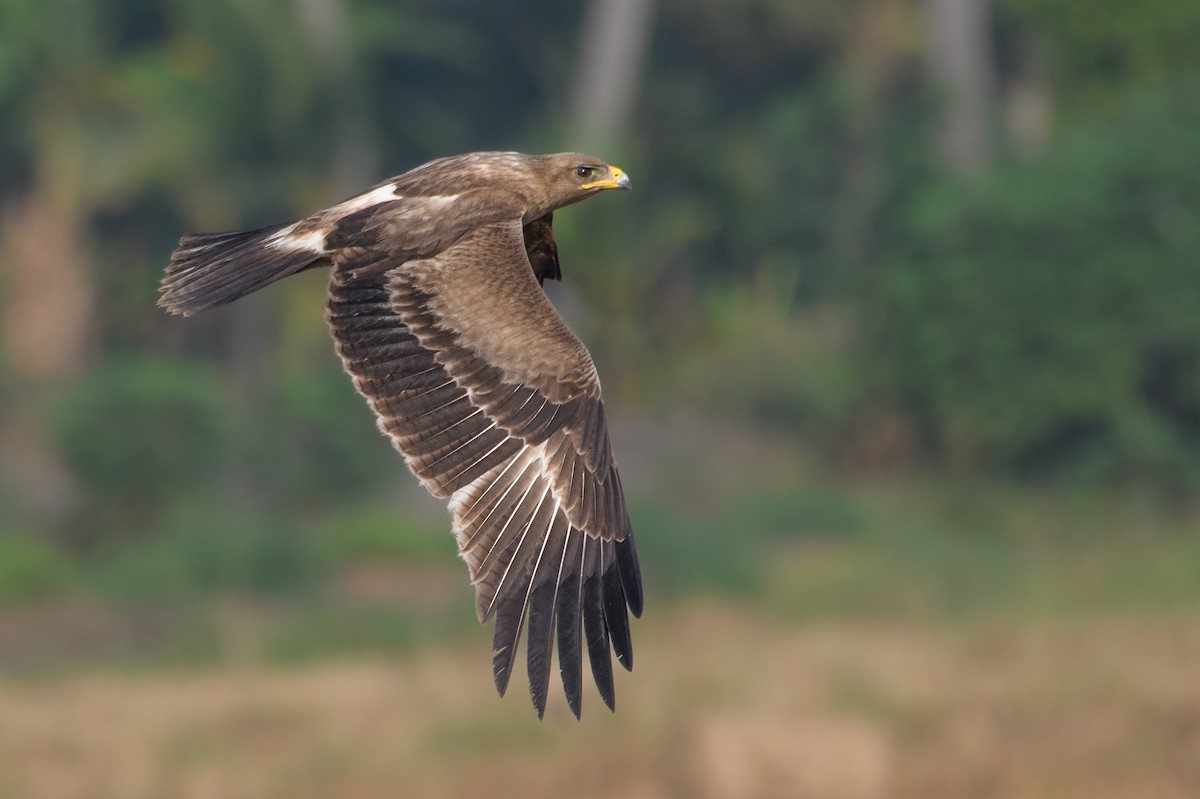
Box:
[0,604,1197,799]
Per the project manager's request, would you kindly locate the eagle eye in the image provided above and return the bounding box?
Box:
[575,166,597,180]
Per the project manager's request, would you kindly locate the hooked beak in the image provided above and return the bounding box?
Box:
[581,165,632,191]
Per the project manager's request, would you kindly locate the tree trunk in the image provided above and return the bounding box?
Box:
[295,0,377,193]
[923,0,995,174]
[0,129,94,518]
[571,0,657,154]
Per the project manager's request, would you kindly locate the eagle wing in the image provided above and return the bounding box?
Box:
[326,219,642,718]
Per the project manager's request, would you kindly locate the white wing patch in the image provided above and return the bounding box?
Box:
[266,227,327,253]
[264,184,462,255]
[332,185,457,219]
[332,182,402,215]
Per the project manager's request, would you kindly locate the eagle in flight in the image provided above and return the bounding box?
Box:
[159,152,642,718]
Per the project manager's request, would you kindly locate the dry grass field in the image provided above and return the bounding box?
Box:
[1,603,1196,799]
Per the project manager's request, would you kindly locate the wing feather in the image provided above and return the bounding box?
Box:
[526,517,570,717]
[555,530,586,717]
[325,220,641,716]
[581,539,615,710]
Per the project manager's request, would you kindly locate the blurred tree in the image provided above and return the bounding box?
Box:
[52,358,231,541]
[0,0,104,517]
[4,0,1200,547]
[294,0,377,193]
[571,0,656,153]
[870,83,1200,485]
[1007,0,1200,114]
[922,0,996,173]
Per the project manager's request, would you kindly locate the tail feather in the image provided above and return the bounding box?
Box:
[158,224,324,316]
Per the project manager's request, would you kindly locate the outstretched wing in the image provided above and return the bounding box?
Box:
[326,219,642,718]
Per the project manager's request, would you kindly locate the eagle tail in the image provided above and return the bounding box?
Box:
[158,224,323,316]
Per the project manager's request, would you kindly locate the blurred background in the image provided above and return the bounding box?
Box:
[1,0,1199,797]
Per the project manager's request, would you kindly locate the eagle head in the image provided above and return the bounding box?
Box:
[526,152,632,217]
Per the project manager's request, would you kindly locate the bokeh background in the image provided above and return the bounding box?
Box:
[2,1,1200,797]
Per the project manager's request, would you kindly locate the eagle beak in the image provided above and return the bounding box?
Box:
[612,166,632,190]
[581,165,633,191]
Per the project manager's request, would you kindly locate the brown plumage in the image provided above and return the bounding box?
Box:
[158,152,640,718]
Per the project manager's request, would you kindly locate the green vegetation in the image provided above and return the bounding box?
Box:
[3,8,1199,798]
[314,508,457,568]
[1,0,1199,676]
[1,479,1196,676]
[90,512,319,603]
[0,532,75,603]
[52,359,232,534]
[871,85,1200,482]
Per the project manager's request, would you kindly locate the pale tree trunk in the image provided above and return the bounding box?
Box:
[923,0,996,174]
[295,0,377,193]
[565,0,656,391]
[571,0,657,154]
[0,127,94,517]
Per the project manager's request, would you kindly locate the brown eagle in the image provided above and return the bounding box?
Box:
[159,152,641,718]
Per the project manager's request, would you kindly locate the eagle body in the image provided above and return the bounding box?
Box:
[160,152,640,718]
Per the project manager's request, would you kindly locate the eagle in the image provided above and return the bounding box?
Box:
[159,152,642,718]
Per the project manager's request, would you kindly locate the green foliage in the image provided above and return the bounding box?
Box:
[315,509,455,567]
[261,602,476,664]
[0,533,74,604]
[633,48,929,306]
[3,480,1198,674]
[1008,0,1200,112]
[52,358,231,524]
[631,486,866,598]
[249,369,398,510]
[263,605,420,663]
[4,0,1200,606]
[92,511,320,602]
[764,481,1200,621]
[670,276,866,449]
[872,84,1200,482]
